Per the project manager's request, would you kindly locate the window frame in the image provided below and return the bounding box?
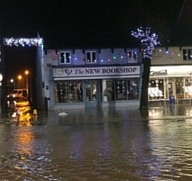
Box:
[127,50,138,62]
[85,51,97,64]
[183,49,192,60]
[59,51,71,64]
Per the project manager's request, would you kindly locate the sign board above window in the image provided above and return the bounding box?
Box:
[53,66,140,79]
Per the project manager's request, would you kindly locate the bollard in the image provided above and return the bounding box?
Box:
[33,109,38,117]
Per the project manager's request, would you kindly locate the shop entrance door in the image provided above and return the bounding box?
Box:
[168,79,176,97]
[84,80,100,108]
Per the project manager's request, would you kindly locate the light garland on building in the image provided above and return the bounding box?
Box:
[3,38,43,47]
[131,27,160,59]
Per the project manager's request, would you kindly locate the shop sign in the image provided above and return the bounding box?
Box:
[53,66,140,78]
[150,69,167,76]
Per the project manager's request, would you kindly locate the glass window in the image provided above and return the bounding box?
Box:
[184,77,192,98]
[183,49,187,60]
[175,78,184,99]
[127,79,139,100]
[102,78,140,101]
[185,77,192,86]
[85,80,97,101]
[127,50,138,63]
[116,79,139,100]
[59,51,71,64]
[148,79,164,99]
[188,49,192,60]
[86,51,97,63]
[183,49,192,60]
[102,80,115,101]
[54,80,83,103]
[116,80,127,100]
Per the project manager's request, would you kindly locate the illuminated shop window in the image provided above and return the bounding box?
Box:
[148,79,164,99]
[102,79,140,101]
[86,51,97,63]
[116,79,139,100]
[54,80,83,103]
[59,51,71,64]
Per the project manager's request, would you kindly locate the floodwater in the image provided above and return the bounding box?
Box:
[0,103,192,180]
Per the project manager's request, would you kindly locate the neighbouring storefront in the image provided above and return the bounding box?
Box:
[51,65,141,109]
[149,65,192,100]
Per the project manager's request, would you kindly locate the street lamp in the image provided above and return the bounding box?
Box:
[25,70,29,91]
[18,75,22,80]
[10,79,15,89]
[17,75,22,88]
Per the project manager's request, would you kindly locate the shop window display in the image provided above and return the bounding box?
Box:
[148,79,164,99]
[184,77,192,98]
[116,80,127,100]
[128,79,139,100]
[148,87,163,98]
[55,81,83,103]
[102,79,140,101]
[175,78,184,99]
[103,80,115,101]
[85,80,97,101]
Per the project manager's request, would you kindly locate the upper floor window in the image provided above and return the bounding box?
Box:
[127,50,138,62]
[59,51,71,64]
[183,49,192,60]
[86,51,97,63]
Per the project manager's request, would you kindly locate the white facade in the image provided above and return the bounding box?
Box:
[41,48,142,110]
[149,46,192,100]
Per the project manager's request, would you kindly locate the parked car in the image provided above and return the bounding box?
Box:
[7,89,28,100]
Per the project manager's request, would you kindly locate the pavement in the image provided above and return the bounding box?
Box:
[53,101,192,123]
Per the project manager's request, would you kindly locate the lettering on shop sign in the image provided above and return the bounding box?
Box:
[150,69,167,76]
[54,66,140,77]
[81,67,137,74]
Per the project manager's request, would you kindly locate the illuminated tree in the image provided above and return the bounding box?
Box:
[131,27,160,109]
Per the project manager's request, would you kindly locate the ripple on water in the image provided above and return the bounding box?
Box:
[0,113,192,180]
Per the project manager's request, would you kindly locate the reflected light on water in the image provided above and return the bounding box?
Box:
[0,127,53,180]
[186,110,192,116]
[1,103,192,180]
[149,109,164,117]
[16,131,34,144]
[13,129,36,155]
[185,119,192,124]
[17,119,31,126]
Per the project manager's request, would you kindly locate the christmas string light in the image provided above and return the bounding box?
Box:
[131,27,160,59]
[3,38,43,47]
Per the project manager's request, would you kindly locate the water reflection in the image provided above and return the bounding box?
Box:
[0,127,53,180]
[1,103,192,180]
[148,103,192,119]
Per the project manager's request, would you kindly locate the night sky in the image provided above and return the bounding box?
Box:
[0,0,185,79]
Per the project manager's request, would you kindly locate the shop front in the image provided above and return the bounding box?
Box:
[52,66,141,109]
[149,65,192,101]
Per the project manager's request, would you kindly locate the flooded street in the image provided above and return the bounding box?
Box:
[0,103,192,180]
